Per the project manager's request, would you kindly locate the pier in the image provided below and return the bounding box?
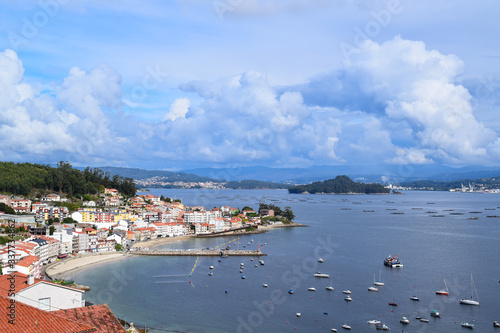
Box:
[130,249,266,257]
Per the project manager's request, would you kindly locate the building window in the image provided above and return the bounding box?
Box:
[38,297,50,310]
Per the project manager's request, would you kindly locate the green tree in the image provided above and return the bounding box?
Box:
[115,243,122,251]
[0,203,15,215]
[284,206,295,221]
[49,226,56,235]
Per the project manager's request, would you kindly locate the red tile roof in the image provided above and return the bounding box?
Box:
[53,304,126,333]
[0,296,95,332]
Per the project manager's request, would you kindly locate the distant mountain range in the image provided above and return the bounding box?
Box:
[94,165,500,185]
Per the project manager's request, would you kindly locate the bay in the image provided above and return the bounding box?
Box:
[70,189,500,332]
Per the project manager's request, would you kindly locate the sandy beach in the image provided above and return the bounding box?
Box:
[45,252,128,279]
[130,234,196,249]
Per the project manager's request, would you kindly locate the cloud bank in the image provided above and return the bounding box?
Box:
[1,36,499,169]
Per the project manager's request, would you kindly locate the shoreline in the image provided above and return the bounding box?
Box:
[45,222,305,277]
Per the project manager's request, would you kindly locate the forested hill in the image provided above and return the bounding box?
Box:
[0,162,136,197]
[97,166,222,182]
[288,175,390,194]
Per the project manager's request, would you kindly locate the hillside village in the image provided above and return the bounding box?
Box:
[0,189,277,279]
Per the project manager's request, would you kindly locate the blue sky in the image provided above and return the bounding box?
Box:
[1,0,500,171]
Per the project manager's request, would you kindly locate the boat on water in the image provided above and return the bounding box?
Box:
[258,260,265,265]
[288,290,294,294]
[367,320,381,325]
[209,266,214,269]
[318,258,324,263]
[375,323,390,330]
[296,313,301,317]
[374,270,384,286]
[342,290,352,294]
[461,322,475,329]
[400,317,409,324]
[313,272,330,278]
[410,296,420,301]
[420,318,429,323]
[262,283,268,288]
[308,287,316,291]
[330,329,337,332]
[493,321,500,327]
[368,286,379,292]
[241,275,245,279]
[430,310,440,317]
[341,324,351,330]
[384,254,403,267]
[388,301,397,306]
[208,272,213,276]
[460,274,480,306]
[436,277,449,295]
[344,295,353,301]
[326,286,334,291]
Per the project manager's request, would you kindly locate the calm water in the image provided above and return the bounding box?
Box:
[70,190,500,332]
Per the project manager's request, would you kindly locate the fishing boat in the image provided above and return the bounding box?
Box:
[308,287,316,291]
[313,272,330,278]
[460,274,480,306]
[400,317,409,324]
[375,323,390,330]
[368,286,379,292]
[493,321,500,327]
[342,290,352,294]
[384,254,403,267]
[430,310,440,317]
[318,258,324,263]
[388,298,398,306]
[344,295,353,301]
[374,270,384,286]
[420,318,429,323]
[209,266,214,269]
[410,296,420,301]
[436,277,449,295]
[341,324,351,330]
[461,322,475,329]
[367,320,381,325]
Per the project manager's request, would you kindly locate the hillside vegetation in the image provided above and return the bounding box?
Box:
[288,175,390,194]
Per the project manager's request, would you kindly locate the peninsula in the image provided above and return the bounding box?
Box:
[288,175,391,194]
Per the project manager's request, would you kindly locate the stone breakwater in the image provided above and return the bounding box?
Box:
[130,249,266,256]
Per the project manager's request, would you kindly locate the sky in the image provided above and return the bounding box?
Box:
[1,0,500,172]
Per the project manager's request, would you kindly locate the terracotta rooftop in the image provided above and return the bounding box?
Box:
[0,296,95,333]
[53,304,126,333]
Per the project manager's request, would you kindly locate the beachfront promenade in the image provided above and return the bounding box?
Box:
[130,249,266,256]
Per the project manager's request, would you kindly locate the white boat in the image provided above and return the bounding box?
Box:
[308,287,316,291]
[374,270,384,286]
[209,266,214,269]
[344,295,353,301]
[493,321,500,327]
[436,277,449,295]
[375,323,390,330]
[313,272,330,278]
[420,318,429,323]
[330,329,337,332]
[342,290,352,294]
[262,283,268,288]
[368,286,379,292]
[400,316,409,324]
[318,258,324,263]
[460,274,480,306]
[259,260,265,265]
[410,296,420,301]
[430,310,440,317]
[326,286,334,291]
[341,324,351,330]
[461,322,475,329]
[367,320,381,325]
[208,272,213,276]
[296,313,301,317]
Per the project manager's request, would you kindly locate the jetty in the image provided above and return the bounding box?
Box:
[130,249,266,257]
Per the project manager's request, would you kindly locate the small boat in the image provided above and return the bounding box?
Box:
[375,323,390,330]
[209,266,214,269]
[461,322,475,329]
[415,316,421,320]
[330,329,337,332]
[341,324,351,330]
[368,286,379,292]
[410,296,420,301]
[430,310,440,317]
[494,321,500,327]
[326,286,334,291]
[388,301,397,306]
[308,287,316,291]
[318,258,324,263]
[255,264,258,267]
[460,274,480,306]
[262,283,268,288]
[239,270,243,273]
[313,272,330,278]
[420,318,429,323]
[296,313,301,317]
[240,263,244,266]
[208,272,213,276]
[367,320,381,325]
[241,275,245,279]
[400,317,409,324]
[436,277,449,295]
[344,295,353,301]
[374,270,384,286]
[259,260,265,265]
[342,290,352,294]
[250,258,254,261]
[288,290,294,294]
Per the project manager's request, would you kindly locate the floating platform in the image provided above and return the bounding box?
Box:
[130,250,266,257]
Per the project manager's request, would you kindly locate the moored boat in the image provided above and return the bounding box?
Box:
[400,317,409,324]
[436,277,449,295]
[375,323,390,330]
[341,324,351,330]
[384,254,403,267]
[374,270,384,286]
[308,287,316,291]
[493,321,500,327]
[342,290,352,294]
[430,310,440,317]
[420,318,429,323]
[313,272,330,278]
[368,286,379,292]
[461,322,475,329]
[410,296,420,301]
[367,320,381,325]
[318,258,324,263]
[326,286,334,291]
[344,295,353,301]
[460,274,480,306]
[288,289,294,294]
